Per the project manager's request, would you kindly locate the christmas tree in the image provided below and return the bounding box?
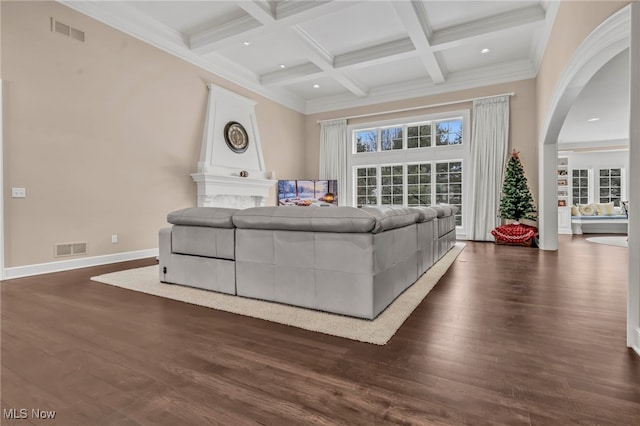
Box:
[499,150,537,222]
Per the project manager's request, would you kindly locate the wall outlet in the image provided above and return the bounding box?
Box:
[111,234,118,243]
[11,188,26,198]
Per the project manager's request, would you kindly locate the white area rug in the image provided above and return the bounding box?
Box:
[91,243,466,345]
[586,236,628,248]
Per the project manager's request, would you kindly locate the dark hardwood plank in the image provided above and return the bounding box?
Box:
[2,238,639,425]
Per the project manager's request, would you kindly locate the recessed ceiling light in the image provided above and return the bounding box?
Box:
[481,48,491,54]
[243,41,250,46]
[313,84,320,88]
[280,64,286,69]
[587,117,600,122]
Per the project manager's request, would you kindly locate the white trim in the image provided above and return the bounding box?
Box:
[532,1,560,73]
[629,2,640,353]
[60,1,306,113]
[60,1,541,116]
[346,109,470,236]
[317,92,514,124]
[0,79,4,281]
[538,6,630,251]
[306,61,533,114]
[538,4,637,354]
[3,248,159,280]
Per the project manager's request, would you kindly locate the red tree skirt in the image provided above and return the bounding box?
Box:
[491,223,538,245]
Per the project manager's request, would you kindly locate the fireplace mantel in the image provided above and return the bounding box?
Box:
[191,173,275,209]
[192,84,275,209]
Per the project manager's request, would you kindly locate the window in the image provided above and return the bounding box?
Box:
[435,161,463,225]
[571,169,589,205]
[354,161,462,222]
[355,167,377,206]
[407,164,431,206]
[381,127,403,151]
[349,111,468,232]
[407,125,431,148]
[599,168,622,205]
[355,129,377,153]
[435,120,463,146]
[380,165,404,205]
[354,118,463,153]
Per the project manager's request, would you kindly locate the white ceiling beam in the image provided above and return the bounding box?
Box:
[334,37,416,69]
[190,1,359,54]
[275,1,332,20]
[261,63,323,86]
[261,37,416,87]
[190,15,262,53]
[237,1,276,25]
[291,25,368,97]
[391,1,446,84]
[430,4,546,51]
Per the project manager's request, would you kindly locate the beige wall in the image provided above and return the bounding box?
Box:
[3,1,627,268]
[536,1,630,133]
[1,1,306,268]
[305,79,539,203]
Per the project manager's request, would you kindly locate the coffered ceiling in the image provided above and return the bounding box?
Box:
[62,1,559,114]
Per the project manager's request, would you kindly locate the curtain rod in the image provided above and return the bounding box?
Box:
[316,92,515,124]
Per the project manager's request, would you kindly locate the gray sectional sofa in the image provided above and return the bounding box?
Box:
[159,204,457,319]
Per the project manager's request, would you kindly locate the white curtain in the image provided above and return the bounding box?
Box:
[467,95,510,241]
[319,119,347,204]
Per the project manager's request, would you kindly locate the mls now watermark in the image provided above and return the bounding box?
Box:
[3,408,57,420]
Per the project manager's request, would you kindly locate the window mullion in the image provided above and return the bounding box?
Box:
[403,164,407,206]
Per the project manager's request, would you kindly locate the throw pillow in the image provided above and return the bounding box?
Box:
[571,205,579,216]
[595,202,614,216]
[579,203,596,216]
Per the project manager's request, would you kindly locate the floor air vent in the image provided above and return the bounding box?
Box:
[55,242,88,257]
[51,18,85,43]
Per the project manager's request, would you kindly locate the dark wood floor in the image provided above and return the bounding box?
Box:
[2,236,639,425]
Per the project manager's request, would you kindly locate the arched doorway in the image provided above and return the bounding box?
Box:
[538,4,639,353]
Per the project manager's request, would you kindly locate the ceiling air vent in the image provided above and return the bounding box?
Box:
[55,242,88,257]
[51,18,85,43]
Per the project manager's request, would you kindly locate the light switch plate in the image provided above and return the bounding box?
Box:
[11,188,26,198]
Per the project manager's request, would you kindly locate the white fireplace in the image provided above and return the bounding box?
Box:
[191,84,275,208]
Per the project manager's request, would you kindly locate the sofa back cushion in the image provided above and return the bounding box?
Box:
[232,206,376,233]
[168,207,238,228]
[411,206,438,222]
[359,206,420,233]
[430,205,447,217]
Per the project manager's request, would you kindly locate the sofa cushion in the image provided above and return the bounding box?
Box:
[360,206,420,233]
[430,205,447,218]
[579,203,596,216]
[595,202,615,216]
[411,206,438,222]
[167,207,238,228]
[171,225,235,260]
[232,206,376,233]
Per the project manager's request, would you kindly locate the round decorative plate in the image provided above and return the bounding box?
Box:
[224,121,249,153]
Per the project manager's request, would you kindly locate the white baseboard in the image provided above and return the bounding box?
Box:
[634,329,640,357]
[3,248,159,280]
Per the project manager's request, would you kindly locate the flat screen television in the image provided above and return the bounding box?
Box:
[277,180,338,206]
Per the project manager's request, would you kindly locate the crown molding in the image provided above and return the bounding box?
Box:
[304,59,536,114]
[558,138,629,151]
[59,1,554,117]
[532,1,560,72]
[60,1,307,113]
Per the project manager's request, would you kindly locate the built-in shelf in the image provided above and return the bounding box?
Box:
[557,157,572,234]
